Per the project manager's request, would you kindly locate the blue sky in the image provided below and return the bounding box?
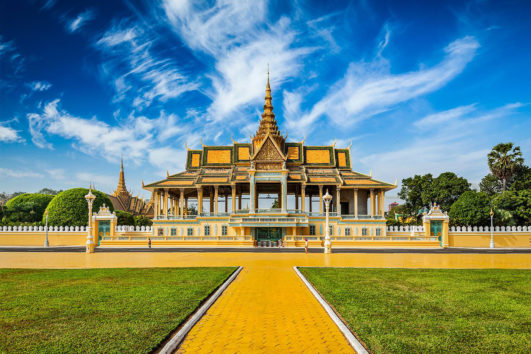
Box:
[1,0,530,203]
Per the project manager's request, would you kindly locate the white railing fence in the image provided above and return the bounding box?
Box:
[115,225,153,232]
[0,225,87,232]
[386,225,530,233]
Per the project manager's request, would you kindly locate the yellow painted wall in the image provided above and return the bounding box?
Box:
[0,232,86,246]
[449,232,531,248]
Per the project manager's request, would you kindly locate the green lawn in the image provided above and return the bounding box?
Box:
[300,268,531,353]
[0,267,236,353]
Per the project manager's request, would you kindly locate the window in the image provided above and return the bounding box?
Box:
[222,225,228,236]
[329,225,333,236]
[375,228,382,236]
[170,228,177,236]
[187,227,193,236]
[362,227,368,236]
[204,225,210,236]
[157,228,164,236]
[345,228,351,236]
[309,225,316,236]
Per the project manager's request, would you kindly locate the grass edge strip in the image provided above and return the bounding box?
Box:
[158,266,243,353]
[294,266,369,354]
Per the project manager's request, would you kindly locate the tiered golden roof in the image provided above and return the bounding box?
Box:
[252,69,285,152]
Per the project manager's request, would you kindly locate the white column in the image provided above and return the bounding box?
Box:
[180,188,184,218]
[301,185,306,212]
[214,186,219,215]
[336,187,341,215]
[319,185,323,215]
[370,188,375,217]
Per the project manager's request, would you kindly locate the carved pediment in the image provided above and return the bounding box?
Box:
[253,136,285,162]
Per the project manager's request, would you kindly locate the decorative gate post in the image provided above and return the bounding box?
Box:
[422,203,450,248]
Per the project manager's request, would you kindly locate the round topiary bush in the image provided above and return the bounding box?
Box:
[44,188,114,226]
[3,193,54,224]
[115,210,135,226]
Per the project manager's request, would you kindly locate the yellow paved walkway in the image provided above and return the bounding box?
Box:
[1,252,529,353]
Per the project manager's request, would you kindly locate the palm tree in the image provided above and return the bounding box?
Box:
[487,143,524,191]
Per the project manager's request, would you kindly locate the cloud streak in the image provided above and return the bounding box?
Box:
[67,9,94,33]
[287,36,480,133]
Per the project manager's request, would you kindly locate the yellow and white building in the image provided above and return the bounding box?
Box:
[142,74,396,247]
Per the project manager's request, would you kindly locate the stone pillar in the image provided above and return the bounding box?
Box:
[209,187,214,213]
[179,188,184,218]
[336,187,341,215]
[379,190,385,216]
[214,185,219,215]
[231,185,236,212]
[197,187,203,214]
[224,193,228,213]
[250,175,256,213]
[354,189,358,218]
[163,189,168,217]
[281,175,287,213]
[153,190,159,218]
[301,185,306,212]
[442,220,449,248]
[370,189,375,217]
[319,185,323,215]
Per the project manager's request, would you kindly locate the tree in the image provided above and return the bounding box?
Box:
[493,190,531,226]
[3,193,54,224]
[115,210,135,225]
[271,198,280,209]
[44,188,114,226]
[398,172,470,216]
[479,174,503,196]
[38,188,62,195]
[398,174,434,216]
[449,191,491,226]
[510,165,531,191]
[134,216,153,227]
[487,143,524,191]
[431,172,471,212]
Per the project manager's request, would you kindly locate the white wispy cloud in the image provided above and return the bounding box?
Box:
[96,21,197,109]
[161,0,314,123]
[0,124,24,143]
[26,81,52,91]
[0,168,43,178]
[286,36,480,134]
[26,99,188,171]
[359,102,524,190]
[67,10,94,33]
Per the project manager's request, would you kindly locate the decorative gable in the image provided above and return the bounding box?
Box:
[253,136,285,161]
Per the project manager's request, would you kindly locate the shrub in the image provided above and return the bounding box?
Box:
[493,190,531,226]
[134,216,153,227]
[44,188,113,226]
[116,210,135,226]
[3,193,54,224]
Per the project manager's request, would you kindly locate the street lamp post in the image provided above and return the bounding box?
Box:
[44,210,49,247]
[490,209,494,249]
[85,186,96,253]
[323,189,333,254]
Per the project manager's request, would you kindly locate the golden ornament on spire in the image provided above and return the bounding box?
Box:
[113,157,129,197]
[252,67,285,152]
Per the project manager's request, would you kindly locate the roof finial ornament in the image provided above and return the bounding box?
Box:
[201,138,205,147]
[333,139,337,148]
[185,142,189,151]
[394,178,398,186]
[231,135,237,144]
[347,141,352,150]
[300,134,306,145]
[166,170,170,178]
[369,170,373,177]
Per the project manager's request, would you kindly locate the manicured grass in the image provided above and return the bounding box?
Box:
[300,268,531,353]
[0,267,236,353]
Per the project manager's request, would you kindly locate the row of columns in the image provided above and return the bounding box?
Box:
[153,185,386,217]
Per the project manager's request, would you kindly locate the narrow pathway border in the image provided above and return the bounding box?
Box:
[159,266,243,354]
[294,266,369,354]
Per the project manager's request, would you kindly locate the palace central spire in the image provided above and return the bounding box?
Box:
[252,68,285,151]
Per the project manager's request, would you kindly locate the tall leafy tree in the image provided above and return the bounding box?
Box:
[479,174,503,196]
[398,174,434,215]
[431,172,471,212]
[449,191,491,226]
[487,143,524,191]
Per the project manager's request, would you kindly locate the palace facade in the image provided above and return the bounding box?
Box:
[143,74,396,246]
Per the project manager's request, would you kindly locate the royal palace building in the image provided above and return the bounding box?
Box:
[143,74,396,246]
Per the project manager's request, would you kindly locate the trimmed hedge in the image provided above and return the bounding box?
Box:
[115,210,135,226]
[44,188,114,226]
[3,193,54,224]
